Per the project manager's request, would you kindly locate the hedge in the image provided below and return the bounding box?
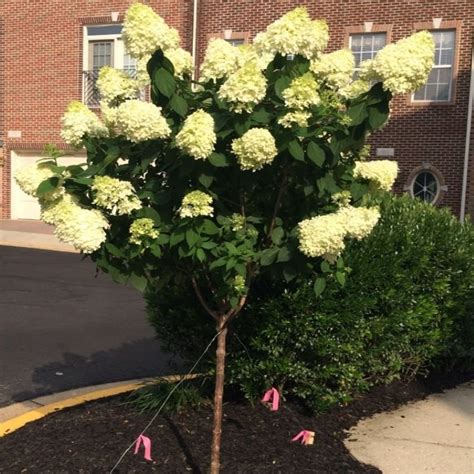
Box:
[147,196,474,411]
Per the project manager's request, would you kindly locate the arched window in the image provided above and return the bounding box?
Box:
[412,171,439,203]
[405,164,446,205]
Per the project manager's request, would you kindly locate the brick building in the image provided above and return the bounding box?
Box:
[0,0,473,220]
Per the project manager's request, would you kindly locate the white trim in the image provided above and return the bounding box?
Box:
[191,0,199,82]
[412,30,455,103]
[460,41,474,221]
[409,169,441,205]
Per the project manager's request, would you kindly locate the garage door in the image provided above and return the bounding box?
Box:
[11,151,86,220]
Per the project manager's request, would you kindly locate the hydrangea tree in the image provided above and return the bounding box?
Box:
[16,4,433,472]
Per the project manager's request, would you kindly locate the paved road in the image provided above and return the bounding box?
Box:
[0,246,178,407]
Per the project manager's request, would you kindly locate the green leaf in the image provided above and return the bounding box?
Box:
[209,257,227,269]
[288,139,304,161]
[321,261,331,273]
[337,256,345,270]
[105,243,122,257]
[271,227,284,245]
[234,119,251,136]
[208,152,230,167]
[72,176,92,186]
[277,247,291,263]
[169,93,188,117]
[251,108,272,124]
[201,241,217,249]
[201,219,220,235]
[129,273,148,292]
[156,234,169,245]
[307,142,325,167]
[347,102,368,126]
[170,231,185,247]
[260,248,278,266]
[198,174,214,188]
[274,76,291,99]
[36,177,60,197]
[154,67,176,98]
[150,244,162,258]
[235,263,246,276]
[368,101,389,129]
[314,277,326,297]
[336,271,346,287]
[186,229,199,247]
[196,248,206,262]
[137,207,161,224]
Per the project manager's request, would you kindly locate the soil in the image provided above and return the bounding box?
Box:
[0,371,471,473]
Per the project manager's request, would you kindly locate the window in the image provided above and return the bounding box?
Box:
[225,38,245,47]
[83,25,137,107]
[413,30,455,102]
[411,171,440,203]
[349,33,386,75]
[405,165,446,205]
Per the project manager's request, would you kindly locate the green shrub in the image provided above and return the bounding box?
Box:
[147,196,474,411]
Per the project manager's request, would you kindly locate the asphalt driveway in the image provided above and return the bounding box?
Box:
[0,246,177,407]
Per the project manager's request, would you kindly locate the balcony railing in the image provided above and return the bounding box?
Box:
[82,68,138,107]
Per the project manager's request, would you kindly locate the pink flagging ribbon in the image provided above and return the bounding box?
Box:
[291,430,313,445]
[261,387,280,411]
[134,434,153,461]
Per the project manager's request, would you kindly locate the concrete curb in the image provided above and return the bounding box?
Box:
[0,375,194,437]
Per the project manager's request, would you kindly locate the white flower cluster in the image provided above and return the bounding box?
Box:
[166,48,194,78]
[278,110,311,129]
[41,194,109,254]
[231,128,278,171]
[115,100,171,142]
[339,79,371,99]
[179,190,214,218]
[218,61,267,113]
[97,66,140,105]
[354,160,399,191]
[298,205,380,261]
[200,38,242,82]
[122,3,179,59]
[282,72,320,110]
[60,101,108,147]
[15,163,55,198]
[136,56,151,87]
[337,206,381,240]
[239,44,274,71]
[253,7,328,60]
[176,110,216,160]
[129,218,160,245]
[310,49,355,89]
[361,31,435,94]
[92,175,142,216]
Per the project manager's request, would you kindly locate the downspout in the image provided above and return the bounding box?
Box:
[460,40,474,221]
[191,0,199,82]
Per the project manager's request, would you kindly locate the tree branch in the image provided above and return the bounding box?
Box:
[265,165,290,245]
[192,277,219,321]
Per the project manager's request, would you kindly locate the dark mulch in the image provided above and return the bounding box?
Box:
[0,371,471,473]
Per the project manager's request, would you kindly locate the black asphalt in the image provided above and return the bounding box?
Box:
[0,246,178,407]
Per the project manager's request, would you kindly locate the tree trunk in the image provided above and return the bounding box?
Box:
[210,322,228,474]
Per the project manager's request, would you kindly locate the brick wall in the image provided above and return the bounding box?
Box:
[197,0,474,216]
[0,14,5,218]
[0,0,472,219]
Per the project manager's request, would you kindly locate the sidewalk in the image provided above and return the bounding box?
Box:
[345,381,474,473]
[0,219,76,252]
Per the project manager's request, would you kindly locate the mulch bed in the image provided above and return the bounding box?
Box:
[0,371,471,473]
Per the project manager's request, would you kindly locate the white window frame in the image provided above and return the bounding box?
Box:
[412,30,456,103]
[349,32,387,74]
[82,25,134,105]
